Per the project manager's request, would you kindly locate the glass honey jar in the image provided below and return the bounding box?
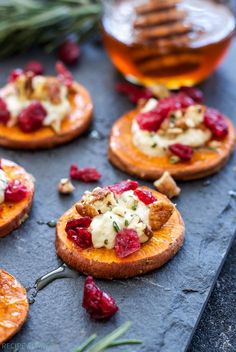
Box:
[101,0,235,89]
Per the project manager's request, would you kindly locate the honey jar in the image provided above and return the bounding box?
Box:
[101,0,235,88]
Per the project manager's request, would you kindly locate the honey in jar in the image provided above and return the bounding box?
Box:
[101,0,235,89]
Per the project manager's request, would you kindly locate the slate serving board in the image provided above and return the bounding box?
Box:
[0,39,236,352]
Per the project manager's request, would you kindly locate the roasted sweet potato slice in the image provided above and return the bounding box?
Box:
[108,110,236,180]
[56,187,184,279]
[0,159,34,237]
[0,82,93,149]
[0,269,29,344]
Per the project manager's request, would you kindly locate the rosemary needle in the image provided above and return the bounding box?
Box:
[88,322,131,352]
[108,339,143,347]
[74,334,97,352]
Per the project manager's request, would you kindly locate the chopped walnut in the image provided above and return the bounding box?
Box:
[81,187,116,214]
[149,200,174,231]
[154,172,181,199]
[15,73,34,100]
[58,178,75,194]
[76,202,98,218]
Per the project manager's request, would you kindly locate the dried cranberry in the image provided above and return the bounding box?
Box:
[18,101,47,133]
[65,217,92,233]
[5,180,28,202]
[82,276,118,320]
[55,61,73,87]
[24,60,44,75]
[137,93,195,131]
[134,189,156,205]
[58,40,80,65]
[179,86,203,104]
[108,180,139,194]
[67,227,92,249]
[204,108,228,138]
[169,143,193,161]
[70,164,101,182]
[115,228,141,258]
[116,82,153,104]
[136,110,166,132]
[8,68,23,83]
[0,98,10,124]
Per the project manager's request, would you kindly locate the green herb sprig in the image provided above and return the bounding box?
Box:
[74,322,142,352]
[0,0,101,57]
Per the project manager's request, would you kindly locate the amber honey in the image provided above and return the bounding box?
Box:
[101,0,235,89]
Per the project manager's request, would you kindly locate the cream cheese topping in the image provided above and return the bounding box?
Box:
[84,188,151,249]
[0,169,8,204]
[132,99,212,157]
[0,75,71,133]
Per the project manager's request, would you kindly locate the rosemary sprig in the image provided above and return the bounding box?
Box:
[0,0,101,57]
[74,334,97,352]
[74,322,143,352]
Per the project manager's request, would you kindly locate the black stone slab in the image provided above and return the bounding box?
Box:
[0,39,235,352]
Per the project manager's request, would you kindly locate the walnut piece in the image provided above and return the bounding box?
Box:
[75,202,98,218]
[58,178,75,194]
[149,200,174,231]
[154,171,181,199]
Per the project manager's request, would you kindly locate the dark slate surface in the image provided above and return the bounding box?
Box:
[0,39,236,352]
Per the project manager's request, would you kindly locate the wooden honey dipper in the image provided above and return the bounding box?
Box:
[131,0,202,75]
[134,0,192,45]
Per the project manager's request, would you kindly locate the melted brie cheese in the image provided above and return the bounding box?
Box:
[132,99,211,157]
[89,190,150,249]
[132,121,211,156]
[0,76,71,133]
[0,169,8,204]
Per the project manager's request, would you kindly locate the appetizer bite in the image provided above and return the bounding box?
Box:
[56,180,184,279]
[0,159,34,237]
[0,269,29,344]
[0,62,93,149]
[109,89,235,180]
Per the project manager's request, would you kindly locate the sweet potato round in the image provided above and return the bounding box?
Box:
[108,110,236,180]
[56,188,185,279]
[0,269,29,344]
[0,159,34,237]
[0,83,93,149]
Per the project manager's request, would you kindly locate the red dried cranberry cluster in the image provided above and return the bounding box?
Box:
[82,276,118,320]
[116,82,153,104]
[179,86,203,104]
[108,179,139,194]
[8,68,24,83]
[70,164,101,182]
[24,61,44,75]
[65,217,92,249]
[204,108,228,138]
[134,189,156,205]
[169,143,193,161]
[55,61,73,87]
[18,101,47,133]
[58,40,80,65]
[115,228,141,258]
[5,180,28,202]
[0,98,10,124]
[136,92,195,132]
